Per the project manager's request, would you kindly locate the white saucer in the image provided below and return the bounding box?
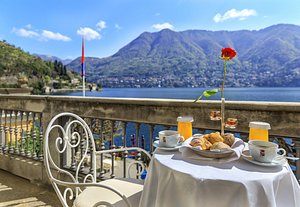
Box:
[153,140,182,151]
[241,150,286,167]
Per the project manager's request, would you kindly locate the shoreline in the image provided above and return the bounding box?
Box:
[49,87,300,102]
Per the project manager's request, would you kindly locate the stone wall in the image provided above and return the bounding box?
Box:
[0,95,299,138]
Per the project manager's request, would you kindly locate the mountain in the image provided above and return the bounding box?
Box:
[33,54,73,65]
[69,23,300,87]
[0,40,79,94]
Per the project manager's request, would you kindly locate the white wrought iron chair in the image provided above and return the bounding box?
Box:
[44,112,151,207]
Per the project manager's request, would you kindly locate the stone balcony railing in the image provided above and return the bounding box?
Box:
[0,94,299,184]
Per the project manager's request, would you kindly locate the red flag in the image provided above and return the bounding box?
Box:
[81,37,85,77]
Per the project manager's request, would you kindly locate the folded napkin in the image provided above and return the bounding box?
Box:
[179,136,245,163]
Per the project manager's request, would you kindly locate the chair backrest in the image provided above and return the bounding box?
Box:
[44,112,97,206]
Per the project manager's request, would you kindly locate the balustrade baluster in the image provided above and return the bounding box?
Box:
[141,135,145,149]
[4,110,8,153]
[70,122,77,171]
[14,111,19,154]
[122,121,128,178]
[110,120,116,179]
[135,123,140,148]
[136,150,142,179]
[89,118,94,175]
[96,119,102,151]
[0,109,3,153]
[26,112,31,158]
[38,113,43,161]
[9,111,14,153]
[135,123,141,179]
[130,134,135,147]
[32,112,37,160]
[80,125,85,173]
[99,119,105,180]
[20,112,25,156]
[149,124,154,153]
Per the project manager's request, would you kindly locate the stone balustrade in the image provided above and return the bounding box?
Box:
[0,94,299,183]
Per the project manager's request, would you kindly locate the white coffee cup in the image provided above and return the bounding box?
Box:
[158,130,184,148]
[248,140,286,163]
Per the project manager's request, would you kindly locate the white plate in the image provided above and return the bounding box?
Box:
[182,135,243,158]
[241,150,287,167]
[153,140,182,151]
[191,147,234,158]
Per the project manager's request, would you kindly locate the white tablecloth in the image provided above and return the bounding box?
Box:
[139,149,300,207]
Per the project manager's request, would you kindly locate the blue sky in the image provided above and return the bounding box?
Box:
[1,0,300,60]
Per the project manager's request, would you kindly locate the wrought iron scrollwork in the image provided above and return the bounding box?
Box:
[45,112,151,207]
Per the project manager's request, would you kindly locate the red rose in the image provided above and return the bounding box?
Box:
[194,47,237,102]
[221,48,237,60]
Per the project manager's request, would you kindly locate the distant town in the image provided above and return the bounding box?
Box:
[95,70,275,88]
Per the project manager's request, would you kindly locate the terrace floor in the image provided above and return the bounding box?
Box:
[0,169,61,207]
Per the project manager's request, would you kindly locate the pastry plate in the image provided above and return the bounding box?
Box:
[241,150,286,167]
[153,140,182,151]
[182,135,238,158]
[190,147,235,158]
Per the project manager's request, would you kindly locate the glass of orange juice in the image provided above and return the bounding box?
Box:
[249,122,271,142]
[177,116,194,140]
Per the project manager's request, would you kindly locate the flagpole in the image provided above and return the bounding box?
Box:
[83,75,85,96]
[81,37,85,97]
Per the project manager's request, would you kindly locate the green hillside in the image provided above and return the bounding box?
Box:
[0,40,79,94]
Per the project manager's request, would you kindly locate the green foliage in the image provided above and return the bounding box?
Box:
[22,126,41,157]
[44,75,51,84]
[30,80,45,95]
[0,83,18,88]
[0,40,76,93]
[53,80,63,89]
[194,89,219,102]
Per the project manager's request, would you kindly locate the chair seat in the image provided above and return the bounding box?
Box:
[73,178,144,207]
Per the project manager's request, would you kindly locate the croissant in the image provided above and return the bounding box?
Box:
[210,142,231,150]
[222,133,235,147]
[206,132,224,144]
[190,137,212,150]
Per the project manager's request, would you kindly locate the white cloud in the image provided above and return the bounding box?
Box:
[25,24,33,29]
[155,13,161,16]
[96,20,106,31]
[213,14,222,23]
[41,30,71,41]
[152,22,174,30]
[77,27,101,40]
[12,27,39,38]
[12,26,71,42]
[213,9,257,23]
[115,24,122,30]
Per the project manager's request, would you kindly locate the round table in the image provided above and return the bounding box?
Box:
[139,149,300,207]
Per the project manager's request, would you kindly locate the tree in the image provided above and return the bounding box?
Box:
[31,80,45,95]
[53,80,63,89]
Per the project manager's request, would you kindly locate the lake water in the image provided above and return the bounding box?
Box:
[55,87,300,102]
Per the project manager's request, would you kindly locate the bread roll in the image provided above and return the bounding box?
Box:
[206,132,224,144]
[210,142,231,150]
[222,133,235,147]
[190,137,212,150]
